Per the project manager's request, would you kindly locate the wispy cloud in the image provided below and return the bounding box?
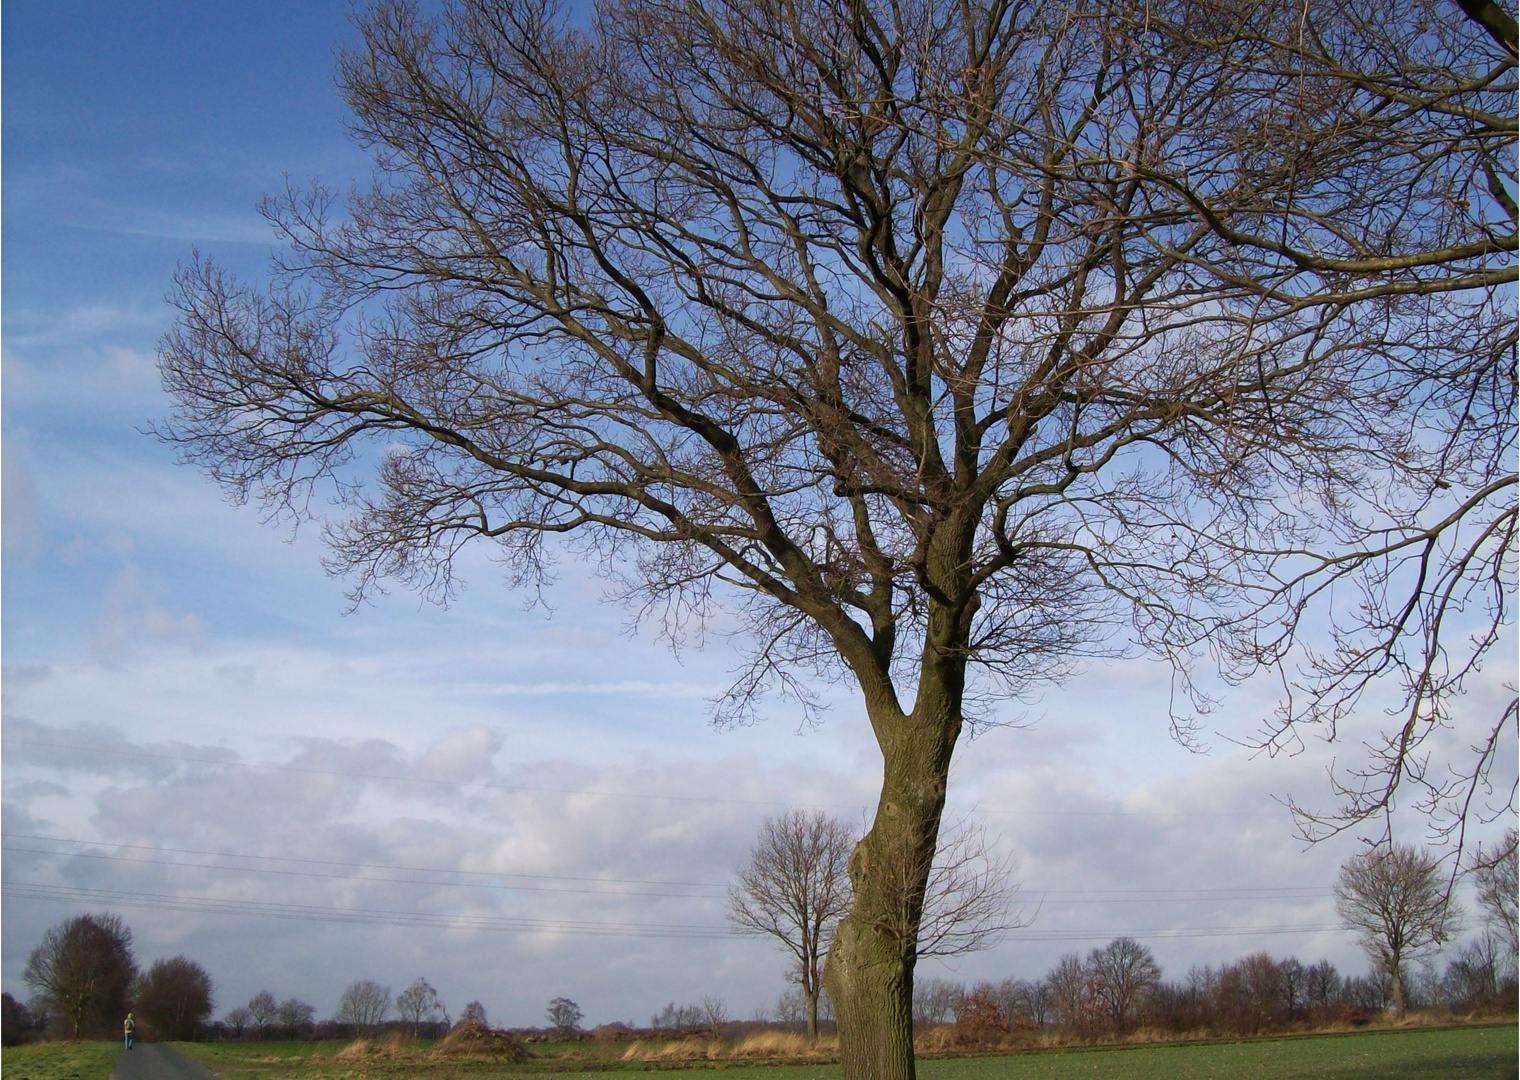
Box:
[93,564,208,662]
[481,681,716,698]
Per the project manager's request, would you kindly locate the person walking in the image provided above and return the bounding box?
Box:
[124,1012,135,1049]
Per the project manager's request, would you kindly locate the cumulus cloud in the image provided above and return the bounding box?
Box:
[2,718,852,1024]
[11,697,1485,1030]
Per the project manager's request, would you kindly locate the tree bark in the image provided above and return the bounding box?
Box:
[806,989,818,1041]
[825,654,965,1080]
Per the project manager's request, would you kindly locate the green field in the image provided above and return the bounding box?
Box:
[0,1041,119,1080]
[169,1025,1518,1080]
[916,1026,1519,1080]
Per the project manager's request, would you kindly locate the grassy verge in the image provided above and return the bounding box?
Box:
[1,1041,119,1080]
[174,1024,1518,1080]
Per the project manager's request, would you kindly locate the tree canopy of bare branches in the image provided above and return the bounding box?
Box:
[156,0,1513,1074]
[1127,0,1517,861]
[334,980,391,1030]
[396,977,447,1036]
[1335,843,1463,1014]
[1471,827,1518,956]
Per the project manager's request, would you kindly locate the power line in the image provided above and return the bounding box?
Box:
[0,881,733,939]
[1,879,1342,944]
[1002,924,1345,942]
[3,736,1276,818]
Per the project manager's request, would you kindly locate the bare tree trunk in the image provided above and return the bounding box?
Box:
[825,646,965,1080]
[1389,961,1405,1016]
[806,989,819,1041]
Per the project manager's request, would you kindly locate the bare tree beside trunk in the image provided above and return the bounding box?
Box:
[730,811,852,1039]
[732,810,1017,1038]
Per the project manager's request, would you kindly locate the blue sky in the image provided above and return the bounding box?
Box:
[3,0,1514,1032]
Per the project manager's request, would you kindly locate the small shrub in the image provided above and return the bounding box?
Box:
[953,987,1010,1047]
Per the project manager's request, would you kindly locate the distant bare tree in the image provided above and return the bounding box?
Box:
[275,998,316,1037]
[1336,844,1464,1014]
[910,978,964,1027]
[733,810,1018,1037]
[772,989,805,1026]
[1085,937,1161,1032]
[23,914,136,1038]
[2,993,36,1048]
[650,1001,702,1032]
[1215,952,1283,1035]
[396,977,446,1037]
[1047,954,1090,1030]
[135,957,215,1041]
[908,818,1025,958]
[729,810,852,1039]
[1471,828,1518,957]
[1278,958,1307,1024]
[222,1005,253,1040]
[334,980,391,1030]
[1443,932,1510,1007]
[1304,960,1342,1011]
[458,1000,488,1029]
[247,990,279,1036]
[1006,977,1053,1028]
[699,996,728,1040]
[545,997,582,1035]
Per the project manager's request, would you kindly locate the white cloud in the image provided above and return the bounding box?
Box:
[10,694,1503,1029]
[93,563,209,662]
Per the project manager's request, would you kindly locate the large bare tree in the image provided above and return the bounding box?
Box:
[22,913,137,1039]
[1335,843,1463,1014]
[156,0,1507,1075]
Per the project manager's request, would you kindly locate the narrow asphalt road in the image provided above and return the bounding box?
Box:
[110,1043,219,1080]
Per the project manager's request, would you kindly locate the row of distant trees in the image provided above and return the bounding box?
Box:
[11,826,1510,1045]
[217,977,492,1040]
[2,913,502,1046]
[730,812,1518,1038]
[917,931,1516,1044]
